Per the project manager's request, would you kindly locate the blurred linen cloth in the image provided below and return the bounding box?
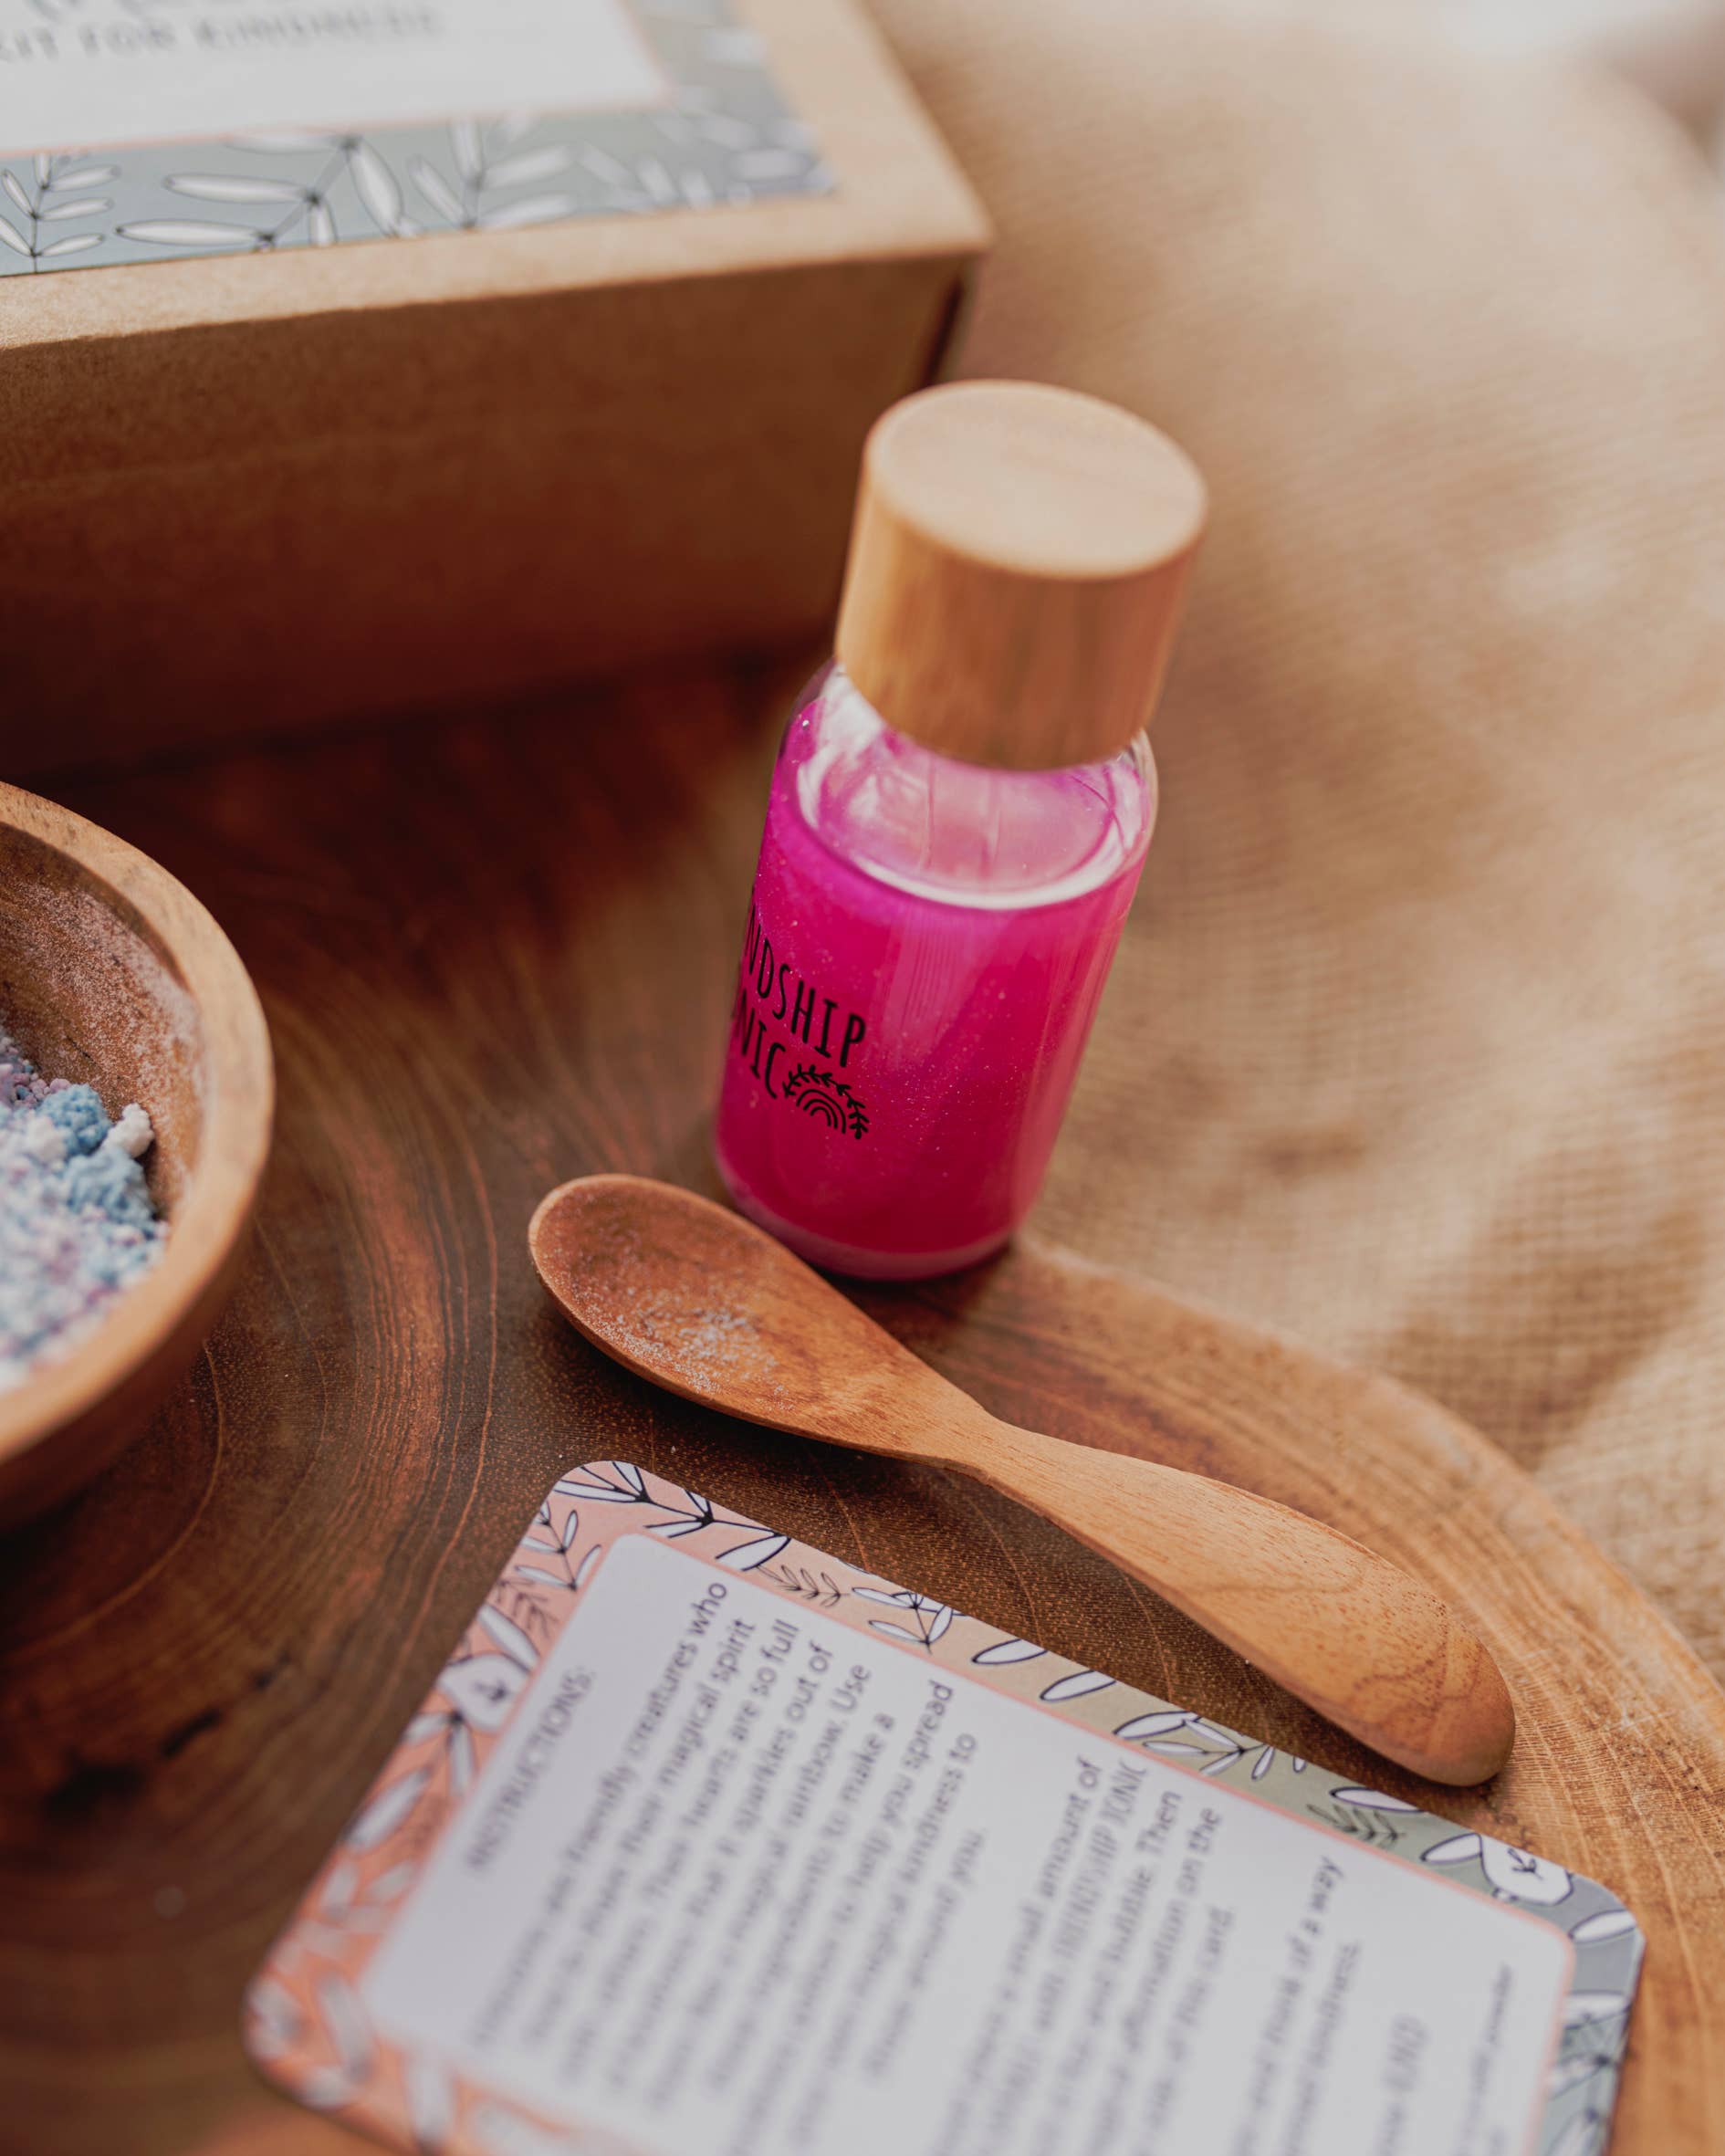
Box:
[868,0,1725,1679]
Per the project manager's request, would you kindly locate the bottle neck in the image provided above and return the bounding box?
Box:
[779,663,1156,912]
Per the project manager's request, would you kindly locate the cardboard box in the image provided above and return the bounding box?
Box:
[0,0,988,769]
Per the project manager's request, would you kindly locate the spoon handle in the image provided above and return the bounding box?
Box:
[963,1420,1515,1784]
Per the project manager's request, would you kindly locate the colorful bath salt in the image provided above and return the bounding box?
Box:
[0,1024,166,1393]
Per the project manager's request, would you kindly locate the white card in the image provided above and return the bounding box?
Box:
[246,1465,1643,2156]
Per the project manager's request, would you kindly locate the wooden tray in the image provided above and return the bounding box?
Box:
[861,1242,1725,2155]
[1,672,1720,2156]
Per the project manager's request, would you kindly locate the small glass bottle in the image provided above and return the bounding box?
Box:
[716,380,1206,1280]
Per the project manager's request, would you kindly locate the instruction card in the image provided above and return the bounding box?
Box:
[246,1463,1643,2156]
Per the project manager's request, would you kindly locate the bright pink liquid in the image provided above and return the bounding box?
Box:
[715,666,1155,1278]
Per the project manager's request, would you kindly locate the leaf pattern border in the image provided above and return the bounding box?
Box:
[244,1460,1646,2156]
[0,0,829,277]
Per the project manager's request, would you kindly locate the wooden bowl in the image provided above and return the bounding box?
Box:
[0,782,273,1524]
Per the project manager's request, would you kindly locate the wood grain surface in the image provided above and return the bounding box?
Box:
[1,664,1721,2156]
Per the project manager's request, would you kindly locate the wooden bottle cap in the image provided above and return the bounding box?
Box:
[835,380,1207,770]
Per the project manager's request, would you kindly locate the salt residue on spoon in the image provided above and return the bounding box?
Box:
[555,1216,789,1403]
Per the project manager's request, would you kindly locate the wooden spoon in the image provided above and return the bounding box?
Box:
[528,1174,1515,1785]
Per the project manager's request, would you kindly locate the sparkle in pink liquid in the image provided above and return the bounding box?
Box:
[716,665,1155,1278]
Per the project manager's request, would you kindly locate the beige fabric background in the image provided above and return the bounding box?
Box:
[870,1,1725,1679]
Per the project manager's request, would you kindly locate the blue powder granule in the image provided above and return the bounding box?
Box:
[0,1023,168,1392]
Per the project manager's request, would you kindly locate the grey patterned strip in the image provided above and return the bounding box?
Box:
[0,1,829,276]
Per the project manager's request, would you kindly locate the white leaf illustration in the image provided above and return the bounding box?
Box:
[925,1604,954,1641]
[579,146,630,185]
[330,1905,391,1936]
[1250,1747,1276,1779]
[1199,1751,1240,1775]
[296,2062,362,2111]
[308,201,336,247]
[350,142,405,235]
[33,151,50,185]
[1040,1669,1114,1703]
[1423,1832,1485,1867]
[649,1514,710,1539]
[233,131,338,152]
[574,1544,602,1588]
[852,1587,915,1607]
[515,1565,570,1588]
[1561,1991,1627,2027]
[869,1620,926,1644]
[320,1859,360,1915]
[246,2017,298,2065]
[167,173,306,204]
[737,149,805,182]
[560,1507,581,1550]
[316,1971,375,2078]
[1570,1907,1639,1946]
[612,1460,646,1493]
[1479,1840,1573,1905]
[717,1532,789,1572]
[485,146,575,190]
[636,156,675,204]
[246,1974,304,2060]
[448,1719,476,1795]
[1330,1787,1420,1812]
[1145,1741,1211,1758]
[119,219,260,247]
[39,199,110,220]
[40,234,100,257]
[1192,1719,1242,1746]
[0,216,29,257]
[705,26,768,67]
[294,1921,364,1959]
[451,119,484,183]
[404,1711,450,1745]
[556,1480,638,1503]
[1545,2113,1606,2156]
[698,115,758,151]
[345,1764,432,1850]
[439,1653,531,1732]
[477,1602,539,1669]
[404,2049,457,2147]
[1549,2053,1611,2098]
[973,1637,1045,1666]
[53,164,119,190]
[2,172,29,216]
[411,158,465,224]
[367,1859,419,1904]
[1113,1710,1196,1743]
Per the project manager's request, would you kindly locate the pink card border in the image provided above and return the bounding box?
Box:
[245,1462,1643,2156]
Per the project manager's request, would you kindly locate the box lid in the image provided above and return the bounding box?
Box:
[0,0,988,360]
